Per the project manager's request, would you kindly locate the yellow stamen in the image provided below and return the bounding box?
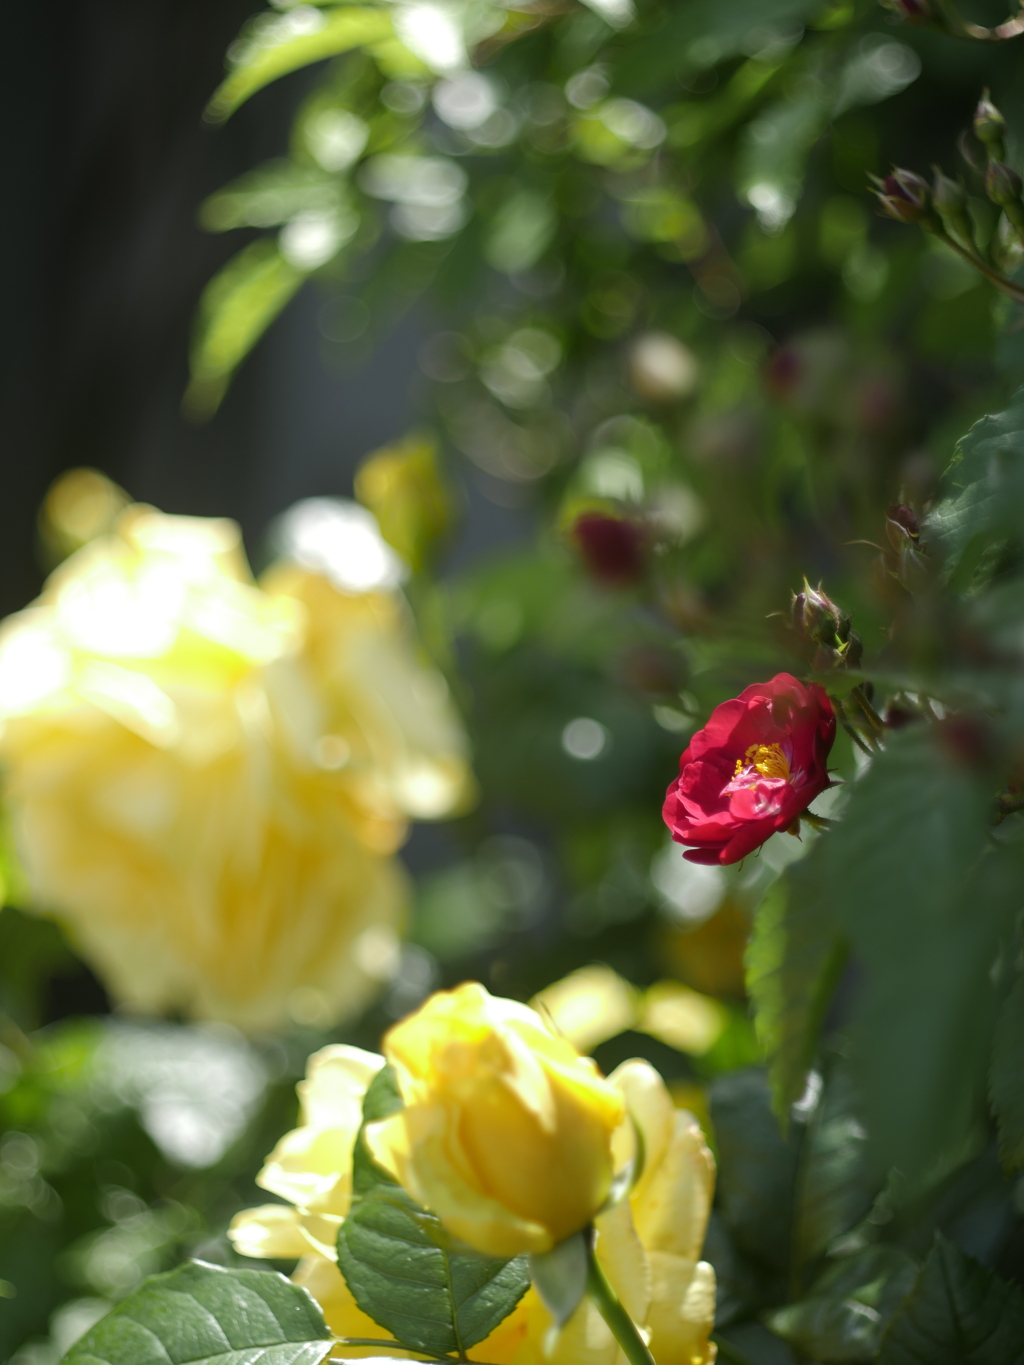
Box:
[734,742,790,782]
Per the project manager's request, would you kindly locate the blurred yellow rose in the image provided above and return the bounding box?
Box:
[366,982,626,1257]
[0,496,471,1030]
[230,1032,716,1365]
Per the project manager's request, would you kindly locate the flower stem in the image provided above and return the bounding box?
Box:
[838,704,877,756]
[586,1248,656,1365]
[851,685,885,733]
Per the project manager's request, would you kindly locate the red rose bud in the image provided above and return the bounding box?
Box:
[663,673,836,866]
[572,511,647,587]
[886,503,921,549]
[873,169,932,225]
[985,161,1023,209]
[974,91,1006,158]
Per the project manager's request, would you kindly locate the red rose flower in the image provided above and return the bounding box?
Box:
[662,673,836,866]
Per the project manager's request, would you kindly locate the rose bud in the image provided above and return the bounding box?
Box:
[872,169,933,224]
[931,167,975,246]
[791,579,862,668]
[662,673,836,865]
[365,982,626,1256]
[886,503,921,548]
[975,91,1006,159]
[985,160,1024,208]
[572,510,647,587]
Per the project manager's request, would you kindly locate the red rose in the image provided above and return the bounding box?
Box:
[662,673,836,865]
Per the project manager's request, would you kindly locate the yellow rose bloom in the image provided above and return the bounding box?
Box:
[366,982,627,1257]
[0,502,471,1030]
[230,1033,716,1365]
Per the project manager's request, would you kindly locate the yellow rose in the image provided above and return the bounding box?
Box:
[364,982,626,1257]
[231,1035,716,1365]
[0,501,471,1030]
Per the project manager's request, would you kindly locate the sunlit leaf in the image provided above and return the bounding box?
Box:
[185,241,303,419]
[745,872,848,1121]
[208,8,396,121]
[61,1261,332,1365]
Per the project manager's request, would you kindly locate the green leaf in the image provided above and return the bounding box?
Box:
[337,1183,531,1357]
[746,872,848,1121]
[926,383,1024,574]
[529,1232,589,1328]
[767,1295,880,1362]
[710,1067,800,1275]
[879,1235,1024,1364]
[792,1061,876,1274]
[62,1260,332,1365]
[200,162,339,232]
[185,241,303,419]
[990,964,1024,1170]
[335,1065,531,1358]
[768,1246,918,1362]
[767,727,1016,1181]
[208,8,396,121]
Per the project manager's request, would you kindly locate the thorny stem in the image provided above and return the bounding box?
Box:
[838,702,879,756]
[852,685,886,733]
[586,1249,656,1365]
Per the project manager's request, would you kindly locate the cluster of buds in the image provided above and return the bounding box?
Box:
[975,92,1024,243]
[791,579,863,672]
[870,91,1024,305]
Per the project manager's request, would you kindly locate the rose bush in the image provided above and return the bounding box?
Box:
[662,673,835,866]
[230,1002,717,1365]
[0,498,470,1029]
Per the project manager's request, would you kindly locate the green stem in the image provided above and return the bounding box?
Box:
[802,810,835,831]
[933,226,1024,303]
[851,685,885,733]
[838,703,877,756]
[586,1249,656,1365]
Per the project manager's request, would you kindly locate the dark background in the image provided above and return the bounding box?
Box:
[0,0,523,626]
